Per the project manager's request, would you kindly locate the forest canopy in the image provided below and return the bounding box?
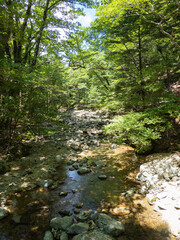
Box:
[0,0,179,154]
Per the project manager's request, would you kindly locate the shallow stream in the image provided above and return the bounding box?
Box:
[0,110,176,240]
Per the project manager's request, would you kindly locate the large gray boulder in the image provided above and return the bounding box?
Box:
[67,222,89,235]
[50,216,73,231]
[72,230,115,240]
[97,213,125,236]
[43,231,54,240]
[0,207,9,220]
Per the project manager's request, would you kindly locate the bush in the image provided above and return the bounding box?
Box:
[104,110,175,154]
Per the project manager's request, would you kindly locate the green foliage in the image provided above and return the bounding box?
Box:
[104,99,179,154]
[0,0,179,156]
[105,112,161,153]
[0,0,94,148]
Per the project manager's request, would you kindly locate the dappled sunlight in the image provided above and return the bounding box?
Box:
[0,110,177,240]
[11,167,20,171]
[76,143,173,240]
[20,182,30,188]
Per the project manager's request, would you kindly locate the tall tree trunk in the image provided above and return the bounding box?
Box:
[32,0,50,66]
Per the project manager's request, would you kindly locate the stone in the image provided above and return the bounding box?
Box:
[77,167,91,175]
[97,213,125,236]
[79,162,83,167]
[40,156,48,161]
[147,194,157,205]
[73,202,84,208]
[69,167,75,171]
[43,231,54,240]
[60,232,68,240]
[0,207,9,220]
[98,175,107,180]
[72,230,115,240]
[76,212,91,222]
[174,201,180,210]
[50,216,73,231]
[66,160,74,165]
[67,139,81,151]
[59,191,68,197]
[67,222,89,235]
[36,179,52,188]
[91,213,98,221]
[72,189,78,193]
[79,158,88,165]
[137,153,180,237]
[51,229,61,239]
[73,163,79,170]
[93,161,107,167]
[73,208,81,214]
[125,189,135,197]
[109,205,130,215]
[59,209,71,216]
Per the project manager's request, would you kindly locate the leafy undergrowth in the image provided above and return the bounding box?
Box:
[104,102,180,154]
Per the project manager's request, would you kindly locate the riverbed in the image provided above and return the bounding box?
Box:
[0,110,178,240]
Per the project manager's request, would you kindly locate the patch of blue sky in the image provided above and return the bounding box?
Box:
[77,7,96,27]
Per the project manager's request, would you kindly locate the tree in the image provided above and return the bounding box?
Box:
[73,0,180,152]
[0,0,93,148]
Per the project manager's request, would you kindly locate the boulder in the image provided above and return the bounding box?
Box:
[93,161,107,167]
[50,216,73,231]
[97,213,125,236]
[66,160,74,165]
[98,175,107,180]
[67,222,89,235]
[72,230,115,240]
[43,231,54,240]
[77,167,91,175]
[60,232,68,240]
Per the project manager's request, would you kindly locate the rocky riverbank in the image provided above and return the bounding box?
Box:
[136,152,180,238]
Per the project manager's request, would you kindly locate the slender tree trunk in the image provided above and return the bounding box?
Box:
[93,70,109,90]
[32,0,50,66]
[138,25,145,102]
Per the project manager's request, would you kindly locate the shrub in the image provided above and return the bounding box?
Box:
[104,110,174,154]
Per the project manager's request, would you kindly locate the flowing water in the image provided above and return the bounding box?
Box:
[0,110,176,240]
